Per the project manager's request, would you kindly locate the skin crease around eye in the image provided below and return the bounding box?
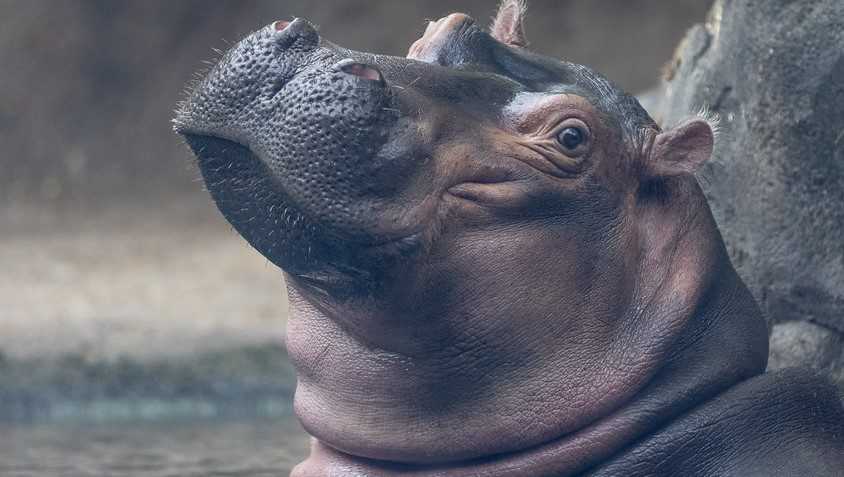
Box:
[505,93,601,135]
[504,95,600,176]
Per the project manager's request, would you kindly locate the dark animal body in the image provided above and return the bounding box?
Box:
[174,1,844,475]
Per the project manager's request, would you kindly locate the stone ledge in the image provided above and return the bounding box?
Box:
[769,321,844,394]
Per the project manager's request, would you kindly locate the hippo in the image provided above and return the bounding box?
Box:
[174,1,844,475]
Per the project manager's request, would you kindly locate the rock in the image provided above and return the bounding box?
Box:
[654,0,844,389]
[769,321,844,393]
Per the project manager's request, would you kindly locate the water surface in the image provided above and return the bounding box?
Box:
[1,416,310,476]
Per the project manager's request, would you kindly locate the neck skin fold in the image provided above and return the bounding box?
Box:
[290,180,769,477]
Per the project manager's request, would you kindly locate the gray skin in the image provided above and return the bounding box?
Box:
[174,2,844,475]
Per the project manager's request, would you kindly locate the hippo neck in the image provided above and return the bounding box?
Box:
[490,182,770,476]
[287,179,770,476]
[301,272,771,477]
[524,178,772,475]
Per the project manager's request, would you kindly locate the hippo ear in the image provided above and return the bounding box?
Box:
[645,118,715,178]
[491,0,529,48]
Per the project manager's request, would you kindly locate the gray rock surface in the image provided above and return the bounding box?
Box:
[653,0,844,388]
[769,321,844,393]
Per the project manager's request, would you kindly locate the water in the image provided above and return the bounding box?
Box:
[0,416,310,476]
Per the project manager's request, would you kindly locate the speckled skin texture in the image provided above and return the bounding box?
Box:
[175,2,844,475]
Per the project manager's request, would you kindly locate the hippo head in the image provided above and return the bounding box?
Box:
[175,1,767,474]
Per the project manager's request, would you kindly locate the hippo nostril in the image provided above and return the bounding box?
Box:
[272,17,319,51]
[339,61,385,84]
[273,20,290,31]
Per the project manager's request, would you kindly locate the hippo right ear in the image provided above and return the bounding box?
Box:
[645,118,714,179]
[491,0,529,47]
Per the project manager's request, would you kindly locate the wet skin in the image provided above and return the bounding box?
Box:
[175,3,844,476]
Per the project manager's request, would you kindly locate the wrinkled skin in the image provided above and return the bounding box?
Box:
[175,2,844,475]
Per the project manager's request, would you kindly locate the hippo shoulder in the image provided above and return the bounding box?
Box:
[590,368,844,477]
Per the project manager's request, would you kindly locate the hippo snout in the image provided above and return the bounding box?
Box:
[175,18,430,278]
[176,17,397,193]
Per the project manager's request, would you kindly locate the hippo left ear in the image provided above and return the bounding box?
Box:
[491,0,529,48]
[645,118,714,178]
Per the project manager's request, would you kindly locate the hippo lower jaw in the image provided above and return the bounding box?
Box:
[180,133,321,274]
[181,131,435,293]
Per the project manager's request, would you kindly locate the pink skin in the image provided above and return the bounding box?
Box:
[287,81,767,475]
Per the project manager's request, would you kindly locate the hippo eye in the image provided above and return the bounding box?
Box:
[554,119,590,157]
[558,127,583,149]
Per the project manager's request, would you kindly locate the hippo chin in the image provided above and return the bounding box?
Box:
[175,1,844,475]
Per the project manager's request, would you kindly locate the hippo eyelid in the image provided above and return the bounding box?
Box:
[505,92,599,137]
[551,117,592,158]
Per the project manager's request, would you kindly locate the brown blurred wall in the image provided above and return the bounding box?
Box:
[0,0,711,209]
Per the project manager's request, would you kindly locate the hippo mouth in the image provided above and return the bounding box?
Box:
[181,131,427,291]
[181,133,323,273]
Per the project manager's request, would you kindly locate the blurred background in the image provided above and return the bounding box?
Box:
[0,0,711,474]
